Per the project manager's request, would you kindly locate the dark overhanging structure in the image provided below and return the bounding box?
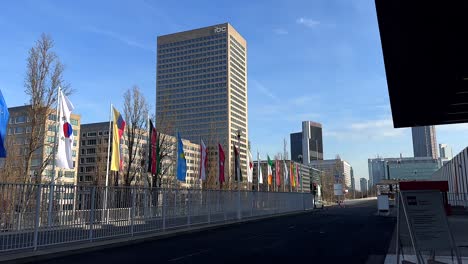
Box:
[375,1,468,128]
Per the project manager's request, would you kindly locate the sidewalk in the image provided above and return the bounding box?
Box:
[385,215,468,263]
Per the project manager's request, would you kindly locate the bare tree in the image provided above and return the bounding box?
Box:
[152,96,179,189]
[23,33,71,184]
[122,86,149,186]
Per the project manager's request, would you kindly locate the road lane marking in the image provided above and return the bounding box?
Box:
[168,249,210,262]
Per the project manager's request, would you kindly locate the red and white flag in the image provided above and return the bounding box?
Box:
[218,143,225,184]
[246,150,253,183]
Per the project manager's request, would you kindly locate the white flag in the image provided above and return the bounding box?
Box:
[257,152,263,184]
[56,90,75,169]
[200,139,207,181]
[283,160,289,184]
[246,150,253,183]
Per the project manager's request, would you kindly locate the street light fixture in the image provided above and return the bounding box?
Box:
[236,129,241,220]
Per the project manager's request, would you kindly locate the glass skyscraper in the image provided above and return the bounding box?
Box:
[412,126,437,159]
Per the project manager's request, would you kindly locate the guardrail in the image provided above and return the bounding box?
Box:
[0,183,313,253]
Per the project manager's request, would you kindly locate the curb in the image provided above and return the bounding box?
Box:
[0,209,316,264]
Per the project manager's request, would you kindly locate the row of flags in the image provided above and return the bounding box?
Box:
[0,88,303,190]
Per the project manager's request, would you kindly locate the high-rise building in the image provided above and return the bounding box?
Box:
[4,105,80,185]
[309,158,352,188]
[439,143,453,159]
[290,121,323,164]
[368,156,441,186]
[156,23,248,185]
[412,126,437,159]
[360,178,368,193]
[290,132,302,163]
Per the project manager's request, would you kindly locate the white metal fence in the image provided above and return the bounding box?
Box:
[0,183,313,253]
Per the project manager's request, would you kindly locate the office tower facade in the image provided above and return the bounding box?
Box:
[4,105,80,185]
[360,178,368,193]
[156,23,248,185]
[412,126,437,159]
[309,158,352,188]
[439,143,453,159]
[290,132,302,163]
[302,121,323,163]
[290,121,323,164]
[368,156,440,186]
[77,122,200,189]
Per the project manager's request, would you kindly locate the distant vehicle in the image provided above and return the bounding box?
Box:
[313,184,324,209]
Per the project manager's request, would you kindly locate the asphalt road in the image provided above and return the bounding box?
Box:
[35,199,395,264]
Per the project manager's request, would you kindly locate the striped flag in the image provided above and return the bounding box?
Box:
[275,158,281,187]
[111,107,125,171]
[267,155,273,185]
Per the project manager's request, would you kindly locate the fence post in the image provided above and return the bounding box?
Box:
[187,189,191,226]
[237,190,241,220]
[131,188,136,236]
[250,191,254,217]
[223,191,227,221]
[207,190,211,224]
[89,186,96,242]
[33,184,42,251]
[162,189,166,231]
[302,193,306,211]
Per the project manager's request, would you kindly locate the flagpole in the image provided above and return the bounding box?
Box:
[103,103,112,222]
[48,86,61,227]
[289,161,292,193]
[146,114,150,188]
[257,151,260,192]
[199,136,202,190]
[174,129,178,189]
[236,130,241,220]
[283,160,286,193]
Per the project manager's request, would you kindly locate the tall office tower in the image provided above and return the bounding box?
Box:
[302,121,323,163]
[156,23,248,186]
[290,121,323,164]
[439,143,453,159]
[412,126,437,159]
[360,178,368,193]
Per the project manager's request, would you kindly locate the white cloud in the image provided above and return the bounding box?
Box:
[252,80,279,101]
[437,123,468,132]
[288,96,318,107]
[273,28,288,35]
[326,118,406,141]
[350,119,393,130]
[296,17,320,28]
[84,26,155,53]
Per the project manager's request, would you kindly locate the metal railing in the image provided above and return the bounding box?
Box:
[0,183,313,253]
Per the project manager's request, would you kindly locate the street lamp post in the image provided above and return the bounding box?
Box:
[236,129,241,220]
[298,155,303,192]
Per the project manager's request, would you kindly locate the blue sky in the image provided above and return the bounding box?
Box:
[2,0,468,187]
